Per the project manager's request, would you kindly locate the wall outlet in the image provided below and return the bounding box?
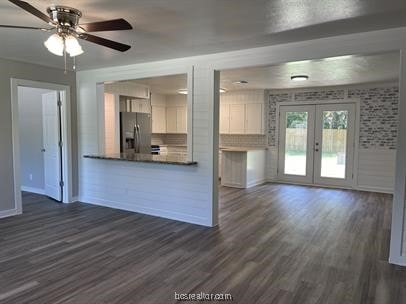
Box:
[29,174,33,181]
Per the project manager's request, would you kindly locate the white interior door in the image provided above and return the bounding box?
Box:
[314,103,356,187]
[42,91,62,201]
[278,105,315,183]
[278,103,356,188]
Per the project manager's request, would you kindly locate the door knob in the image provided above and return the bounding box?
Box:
[41,148,46,152]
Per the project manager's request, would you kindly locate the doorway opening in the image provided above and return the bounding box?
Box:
[11,79,73,214]
[277,102,357,188]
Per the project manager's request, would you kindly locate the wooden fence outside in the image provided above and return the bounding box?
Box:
[285,128,347,153]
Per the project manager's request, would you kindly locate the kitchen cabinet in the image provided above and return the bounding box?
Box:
[245,103,264,134]
[221,148,266,188]
[152,106,166,133]
[229,104,245,134]
[176,107,187,133]
[166,107,177,133]
[220,104,230,134]
[220,103,264,135]
[105,82,150,99]
[131,99,151,113]
[166,106,187,133]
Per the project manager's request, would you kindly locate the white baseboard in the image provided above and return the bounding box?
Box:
[266,179,394,194]
[355,185,394,194]
[247,179,267,188]
[78,196,213,227]
[21,186,45,195]
[0,208,19,219]
[389,254,406,266]
[72,196,79,202]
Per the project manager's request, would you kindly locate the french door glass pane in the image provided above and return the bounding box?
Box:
[320,110,348,179]
[284,112,308,176]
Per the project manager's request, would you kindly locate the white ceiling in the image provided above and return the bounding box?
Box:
[122,52,399,94]
[129,74,187,95]
[221,52,400,90]
[0,0,406,70]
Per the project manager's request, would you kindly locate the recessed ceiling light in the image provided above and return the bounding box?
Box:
[232,80,248,84]
[178,88,227,95]
[323,55,353,61]
[291,75,309,81]
[177,89,188,95]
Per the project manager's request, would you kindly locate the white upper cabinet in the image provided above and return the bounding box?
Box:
[229,104,245,134]
[176,106,187,133]
[105,82,150,99]
[245,103,264,134]
[152,106,166,133]
[220,104,230,134]
[166,106,187,133]
[166,107,177,133]
[131,99,151,113]
[219,90,266,135]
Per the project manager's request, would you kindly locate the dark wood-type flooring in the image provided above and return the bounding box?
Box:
[0,184,405,303]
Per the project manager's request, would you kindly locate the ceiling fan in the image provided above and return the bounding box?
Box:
[0,0,133,70]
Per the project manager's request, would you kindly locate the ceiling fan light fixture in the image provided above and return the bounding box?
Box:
[44,33,64,56]
[65,35,83,57]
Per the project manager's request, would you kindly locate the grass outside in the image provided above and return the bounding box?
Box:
[285,150,346,178]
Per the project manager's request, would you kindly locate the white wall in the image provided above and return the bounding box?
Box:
[77,65,218,226]
[0,57,76,217]
[75,27,406,260]
[266,83,398,193]
[18,87,53,193]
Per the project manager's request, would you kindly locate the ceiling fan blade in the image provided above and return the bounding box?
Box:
[0,24,51,31]
[8,0,54,25]
[79,18,132,32]
[80,33,131,52]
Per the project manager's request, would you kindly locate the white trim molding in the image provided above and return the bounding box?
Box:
[389,50,406,266]
[0,208,19,219]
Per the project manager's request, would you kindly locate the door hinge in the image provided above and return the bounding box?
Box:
[59,181,64,187]
[57,99,62,107]
[58,141,63,148]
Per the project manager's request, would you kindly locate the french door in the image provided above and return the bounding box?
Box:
[278,103,356,188]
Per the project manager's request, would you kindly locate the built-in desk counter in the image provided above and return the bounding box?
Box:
[84,153,197,166]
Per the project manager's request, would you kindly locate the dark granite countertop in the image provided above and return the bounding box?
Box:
[83,153,197,166]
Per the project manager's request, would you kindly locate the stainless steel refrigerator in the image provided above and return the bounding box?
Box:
[120,112,151,154]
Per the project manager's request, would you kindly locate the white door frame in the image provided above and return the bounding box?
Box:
[313,103,356,187]
[278,104,315,184]
[276,98,360,189]
[11,78,73,214]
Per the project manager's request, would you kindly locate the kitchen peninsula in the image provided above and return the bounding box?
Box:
[84,153,197,166]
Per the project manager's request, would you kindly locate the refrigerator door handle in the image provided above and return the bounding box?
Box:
[134,125,138,153]
[137,124,141,153]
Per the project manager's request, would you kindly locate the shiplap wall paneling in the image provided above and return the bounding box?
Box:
[357,149,396,193]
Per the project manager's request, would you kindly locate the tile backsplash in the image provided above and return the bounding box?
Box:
[220,134,267,147]
[152,134,187,146]
[153,133,266,147]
